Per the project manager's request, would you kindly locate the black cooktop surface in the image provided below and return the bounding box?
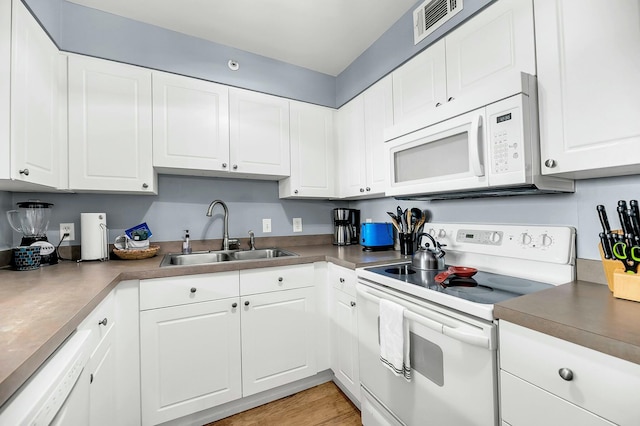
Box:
[365,263,555,305]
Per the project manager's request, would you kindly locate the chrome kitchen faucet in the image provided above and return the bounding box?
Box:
[206,200,239,251]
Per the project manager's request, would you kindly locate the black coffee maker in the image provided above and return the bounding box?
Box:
[333,208,360,246]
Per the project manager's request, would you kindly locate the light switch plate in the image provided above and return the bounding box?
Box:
[293,218,302,232]
[262,218,272,233]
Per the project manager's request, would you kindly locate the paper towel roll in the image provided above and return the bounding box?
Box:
[81,213,107,261]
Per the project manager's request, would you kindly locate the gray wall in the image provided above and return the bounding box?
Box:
[3,175,345,250]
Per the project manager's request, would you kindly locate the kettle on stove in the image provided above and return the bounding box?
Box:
[411,233,446,271]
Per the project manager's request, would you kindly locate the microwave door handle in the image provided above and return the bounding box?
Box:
[469,114,484,177]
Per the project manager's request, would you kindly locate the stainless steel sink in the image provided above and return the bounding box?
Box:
[160,248,298,267]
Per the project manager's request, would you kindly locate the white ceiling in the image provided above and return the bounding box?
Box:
[66,0,418,76]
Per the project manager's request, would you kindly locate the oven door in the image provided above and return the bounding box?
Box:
[356,282,498,426]
[386,107,488,197]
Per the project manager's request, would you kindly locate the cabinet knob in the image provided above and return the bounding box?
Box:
[544,159,557,168]
[232,302,238,308]
[294,189,299,194]
[222,163,227,168]
[447,97,455,102]
[142,183,149,189]
[339,278,345,283]
[244,300,250,306]
[360,188,365,193]
[90,373,94,384]
[233,164,238,170]
[350,301,356,307]
[190,287,197,293]
[98,318,108,326]
[278,277,283,282]
[435,102,442,107]
[366,187,371,192]
[19,168,29,176]
[558,368,574,381]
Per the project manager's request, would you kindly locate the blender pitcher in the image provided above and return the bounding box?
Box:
[6,201,54,244]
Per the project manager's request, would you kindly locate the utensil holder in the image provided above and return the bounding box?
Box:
[612,269,640,302]
[399,233,414,256]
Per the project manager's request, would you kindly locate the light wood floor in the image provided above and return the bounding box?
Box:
[206,382,361,426]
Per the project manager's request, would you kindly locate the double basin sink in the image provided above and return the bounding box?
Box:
[160,248,298,267]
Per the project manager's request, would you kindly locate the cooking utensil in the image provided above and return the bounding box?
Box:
[612,239,640,273]
[410,208,422,233]
[434,266,479,283]
[406,209,412,233]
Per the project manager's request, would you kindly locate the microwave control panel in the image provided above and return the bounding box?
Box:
[488,104,525,175]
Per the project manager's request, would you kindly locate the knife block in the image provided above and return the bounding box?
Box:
[612,269,640,302]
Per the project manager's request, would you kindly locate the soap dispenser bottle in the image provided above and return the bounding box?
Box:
[182,230,192,254]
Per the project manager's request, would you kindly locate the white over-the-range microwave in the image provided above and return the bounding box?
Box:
[384,73,574,200]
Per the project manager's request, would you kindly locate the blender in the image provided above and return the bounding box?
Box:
[6,201,58,265]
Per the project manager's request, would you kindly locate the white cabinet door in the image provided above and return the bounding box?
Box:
[9,1,62,188]
[535,0,640,178]
[392,39,446,124]
[229,88,290,178]
[279,101,335,198]
[445,0,536,101]
[68,55,156,193]
[337,95,367,198]
[0,0,10,182]
[140,298,242,426]
[241,287,316,397]
[152,71,230,174]
[88,323,117,426]
[363,76,393,196]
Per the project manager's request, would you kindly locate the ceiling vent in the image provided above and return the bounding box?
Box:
[413,0,463,45]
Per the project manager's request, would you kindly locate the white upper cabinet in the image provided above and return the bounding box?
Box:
[68,55,156,193]
[535,0,640,178]
[389,0,535,140]
[279,101,335,198]
[392,39,446,125]
[229,88,290,179]
[1,0,65,191]
[337,76,393,199]
[152,72,230,175]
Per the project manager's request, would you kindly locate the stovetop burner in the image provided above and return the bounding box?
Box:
[371,263,554,305]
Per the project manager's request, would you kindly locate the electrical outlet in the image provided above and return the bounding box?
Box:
[262,218,272,233]
[60,223,75,241]
[293,218,302,232]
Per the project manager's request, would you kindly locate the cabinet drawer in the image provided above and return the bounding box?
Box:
[79,290,115,351]
[240,264,314,295]
[140,272,239,310]
[329,265,356,297]
[499,321,640,425]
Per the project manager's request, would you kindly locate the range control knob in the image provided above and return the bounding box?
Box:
[537,233,553,248]
[428,228,436,237]
[520,233,533,246]
[488,232,502,244]
[438,229,446,238]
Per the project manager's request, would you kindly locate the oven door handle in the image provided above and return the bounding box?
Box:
[357,284,492,349]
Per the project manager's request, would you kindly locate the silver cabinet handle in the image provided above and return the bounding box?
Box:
[339,278,345,283]
[98,318,108,326]
[142,183,149,189]
[447,97,454,102]
[545,159,557,168]
[360,188,365,192]
[435,102,442,107]
[232,302,238,308]
[350,301,356,307]
[278,277,283,282]
[19,168,29,176]
[190,287,197,293]
[222,163,227,168]
[294,190,299,194]
[366,187,371,192]
[558,368,574,381]
[233,164,238,170]
[244,300,250,306]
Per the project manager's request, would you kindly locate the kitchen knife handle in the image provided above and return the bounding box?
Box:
[628,208,640,238]
[631,200,640,219]
[600,232,612,259]
[617,205,631,235]
[596,205,611,233]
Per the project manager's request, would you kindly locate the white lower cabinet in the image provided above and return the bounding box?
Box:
[328,264,360,402]
[499,321,640,425]
[139,265,317,425]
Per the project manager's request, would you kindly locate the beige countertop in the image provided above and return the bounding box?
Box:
[3,243,640,409]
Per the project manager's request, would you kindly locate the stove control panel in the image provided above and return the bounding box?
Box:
[457,229,503,245]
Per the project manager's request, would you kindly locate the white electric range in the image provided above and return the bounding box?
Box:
[356,222,576,426]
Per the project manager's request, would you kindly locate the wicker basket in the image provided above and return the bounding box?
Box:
[113,245,160,260]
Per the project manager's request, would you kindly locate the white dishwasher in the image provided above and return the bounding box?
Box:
[0,329,92,425]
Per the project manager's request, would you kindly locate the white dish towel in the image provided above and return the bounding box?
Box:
[379,299,411,380]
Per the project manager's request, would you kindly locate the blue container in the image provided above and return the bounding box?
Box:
[12,246,41,271]
[360,223,394,251]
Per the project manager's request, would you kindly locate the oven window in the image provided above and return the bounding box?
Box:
[410,332,444,387]
[393,131,469,183]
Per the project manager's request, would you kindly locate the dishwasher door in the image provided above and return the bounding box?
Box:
[0,329,92,425]
[356,283,498,426]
